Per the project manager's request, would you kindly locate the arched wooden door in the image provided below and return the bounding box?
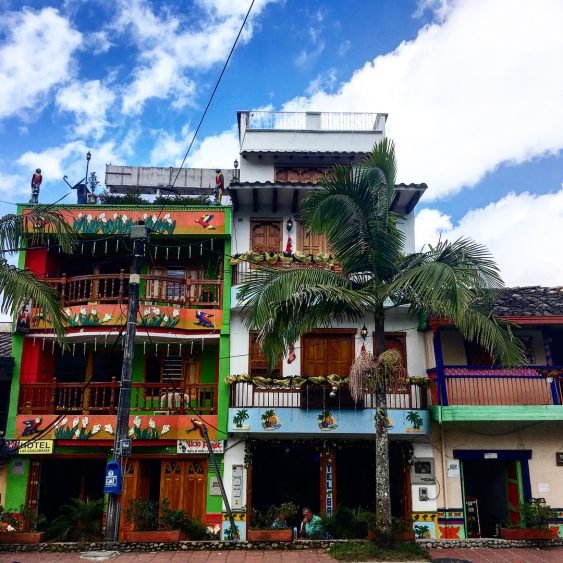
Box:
[160,459,207,522]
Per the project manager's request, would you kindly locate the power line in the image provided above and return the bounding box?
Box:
[153,0,255,225]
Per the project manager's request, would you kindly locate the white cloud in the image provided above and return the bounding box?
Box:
[0,171,27,197]
[281,0,563,200]
[186,128,240,169]
[115,0,278,114]
[150,124,193,166]
[0,7,81,119]
[56,79,116,139]
[415,189,563,286]
[84,30,113,55]
[306,68,338,96]
[338,40,351,56]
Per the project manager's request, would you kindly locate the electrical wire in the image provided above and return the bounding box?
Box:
[152,0,255,226]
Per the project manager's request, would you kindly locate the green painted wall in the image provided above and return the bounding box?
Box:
[6,335,23,439]
[431,405,563,423]
[4,458,29,509]
[217,237,231,437]
[206,454,223,513]
[201,343,218,384]
[131,344,144,383]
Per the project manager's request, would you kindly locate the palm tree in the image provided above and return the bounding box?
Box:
[0,205,76,339]
[239,138,525,545]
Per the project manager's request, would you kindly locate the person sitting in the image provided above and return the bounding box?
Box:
[300,507,323,539]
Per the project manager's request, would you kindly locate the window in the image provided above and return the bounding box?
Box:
[297,222,331,255]
[249,332,281,378]
[274,166,331,184]
[250,219,282,252]
[301,331,355,377]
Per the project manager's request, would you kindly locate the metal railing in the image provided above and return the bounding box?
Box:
[18,380,217,415]
[428,366,562,406]
[230,382,425,410]
[44,271,222,309]
[246,111,380,131]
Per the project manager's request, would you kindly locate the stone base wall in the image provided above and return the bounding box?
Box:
[419,538,563,549]
[0,539,350,553]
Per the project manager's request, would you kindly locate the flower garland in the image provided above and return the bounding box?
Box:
[225,373,349,388]
[229,250,334,268]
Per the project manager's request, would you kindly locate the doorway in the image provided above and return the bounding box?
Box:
[461,459,524,537]
[37,458,106,523]
[251,443,320,514]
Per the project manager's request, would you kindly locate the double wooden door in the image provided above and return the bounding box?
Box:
[119,458,207,536]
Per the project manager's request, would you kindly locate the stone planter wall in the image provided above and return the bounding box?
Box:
[418,538,563,549]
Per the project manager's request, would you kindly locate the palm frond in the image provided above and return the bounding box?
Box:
[0,206,76,255]
[361,137,397,209]
[239,267,375,366]
[0,258,67,339]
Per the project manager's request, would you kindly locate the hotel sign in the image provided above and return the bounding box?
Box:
[7,440,54,454]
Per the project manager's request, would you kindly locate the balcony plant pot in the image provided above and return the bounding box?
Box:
[123,530,183,542]
[0,531,46,544]
[499,528,555,540]
[246,529,293,542]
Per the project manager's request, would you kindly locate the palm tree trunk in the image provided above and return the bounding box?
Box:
[374,311,393,547]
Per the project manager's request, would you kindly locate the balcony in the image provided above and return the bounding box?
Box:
[18,380,217,416]
[46,272,222,309]
[428,366,563,422]
[228,381,429,436]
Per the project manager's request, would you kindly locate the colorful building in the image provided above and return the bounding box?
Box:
[223,111,436,540]
[4,200,232,538]
[427,286,563,539]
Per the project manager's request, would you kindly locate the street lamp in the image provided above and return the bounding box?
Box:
[233,158,239,181]
[85,151,92,196]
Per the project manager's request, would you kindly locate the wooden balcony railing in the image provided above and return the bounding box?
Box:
[428,366,562,407]
[18,380,217,415]
[230,382,426,410]
[44,272,222,308]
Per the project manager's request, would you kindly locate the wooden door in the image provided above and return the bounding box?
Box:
[297,222,330,255]
[301,332,354,377]
[184,459,207,522]
[119,460,149,536]
[160,460,184,511]
[250,220,282,252]
[249,331,281,378]
[159,460,208,521]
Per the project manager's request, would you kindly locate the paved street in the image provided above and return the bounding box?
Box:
[2,547,563,562]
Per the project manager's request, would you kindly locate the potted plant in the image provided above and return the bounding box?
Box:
[392,517,416,541]
[123,499,184,542]
[0,505,46,544]
[500,502,558,539]
[247,502,298,542]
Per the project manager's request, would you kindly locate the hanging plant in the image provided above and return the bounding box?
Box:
[313,252,330,265]
[279,253,294,265]
[248,251,265,263]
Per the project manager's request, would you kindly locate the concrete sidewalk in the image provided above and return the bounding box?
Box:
[2,547,563,562]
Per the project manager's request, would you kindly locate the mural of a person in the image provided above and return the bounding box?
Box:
[214,169,224,205]
[30,168,42,204]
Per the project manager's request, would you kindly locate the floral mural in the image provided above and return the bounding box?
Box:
[140,307,180,328]
[65,307,113,327]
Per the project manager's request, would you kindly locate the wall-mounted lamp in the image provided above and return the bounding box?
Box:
[233,159,239,169]
[360,324,368,341]
[286,217,294,232]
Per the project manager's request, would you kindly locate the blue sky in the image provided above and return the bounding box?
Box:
[0,0,561,286]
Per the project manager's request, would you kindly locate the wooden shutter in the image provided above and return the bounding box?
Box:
[249,332,281,377]
[297,222,330,255]
[184,459,207,522]
[250,220,282,252]
[301,332,355,377]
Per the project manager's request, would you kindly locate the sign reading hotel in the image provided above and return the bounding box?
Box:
[7,440,54,454]
[22,208,226,235]
[177,440,224,454]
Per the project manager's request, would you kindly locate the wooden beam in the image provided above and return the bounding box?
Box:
[272,188,278,213]
[405,191,422,214]
[291,189,299,214]
[252,188,259,212]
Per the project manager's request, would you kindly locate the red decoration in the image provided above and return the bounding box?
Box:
[285,236,292,254]
[287,345,296,364]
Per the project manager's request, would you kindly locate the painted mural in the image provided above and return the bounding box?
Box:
[228,408,429,436]
[22,208,227,235]
[14,414,219,441]
[30,304,222,331]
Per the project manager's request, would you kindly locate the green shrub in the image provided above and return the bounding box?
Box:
[98,188,144,205]
[46,498,103,541]
[153,194,213,206]
[251,502,299,530]
[323,506,371,539]
[523,502,557,530]
[124,498,160,531]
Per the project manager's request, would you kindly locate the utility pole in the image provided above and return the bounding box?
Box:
[104,223,147,542]
[191,418,238,540]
